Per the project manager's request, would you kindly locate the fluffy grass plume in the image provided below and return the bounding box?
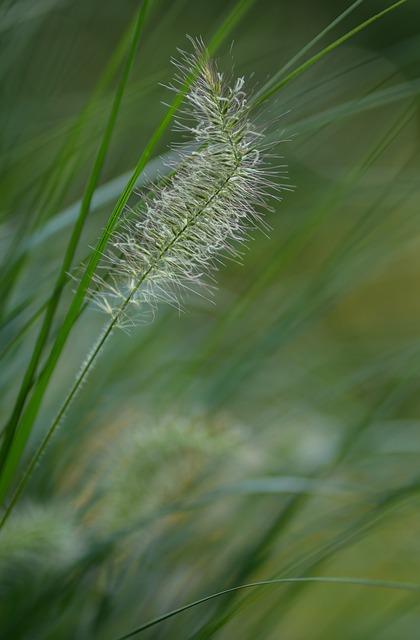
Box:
[93,42,288,326]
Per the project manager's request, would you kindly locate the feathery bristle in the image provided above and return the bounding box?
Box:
[93,42,288,327]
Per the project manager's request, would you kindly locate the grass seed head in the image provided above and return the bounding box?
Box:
[93,41,288,327]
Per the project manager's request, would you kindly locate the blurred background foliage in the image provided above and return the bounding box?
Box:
[1,0,420,638]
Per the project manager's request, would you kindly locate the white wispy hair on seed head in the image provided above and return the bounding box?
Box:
[93,41,289,327]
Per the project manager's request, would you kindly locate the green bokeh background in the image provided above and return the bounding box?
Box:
[1,1,420,638]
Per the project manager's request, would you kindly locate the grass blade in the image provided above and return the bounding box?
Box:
[116,576,420,638]
[257,0,366,96]
[252,0,409,107]
[0,0,151,496]
[0,1,151,466]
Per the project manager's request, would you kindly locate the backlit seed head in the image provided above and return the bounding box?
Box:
[93,41,290,327]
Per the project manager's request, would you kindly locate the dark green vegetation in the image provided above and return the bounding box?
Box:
[1,0,420,638]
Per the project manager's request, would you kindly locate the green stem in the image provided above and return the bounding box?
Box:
[0,0,151,499]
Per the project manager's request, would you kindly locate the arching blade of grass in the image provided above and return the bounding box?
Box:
[0,0,151,480]
[231,475,420,638]
[264,476,420,624]
[0,0,257,509]
[252,0,409,107]
[114,576,420,638]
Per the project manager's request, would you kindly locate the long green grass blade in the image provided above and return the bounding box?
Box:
[0,0,151,478]
[0,0,257,509]
[116,576,420,638]
[257,0,366,95]
[0,1,151,474]
[253,0,409,107]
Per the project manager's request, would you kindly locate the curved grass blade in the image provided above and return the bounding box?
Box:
[191,328,420,639]
[115,576,420,638]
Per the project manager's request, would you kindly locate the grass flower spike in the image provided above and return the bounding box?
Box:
[94,43,287,326]
[0,41,289,529]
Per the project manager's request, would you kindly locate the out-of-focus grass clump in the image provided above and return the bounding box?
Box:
[1,0,420,638]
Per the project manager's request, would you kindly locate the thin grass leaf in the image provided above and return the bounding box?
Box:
[252,0,409,107]
[257,0,366,94]
[115,576,420,638]
[0,0,151,478]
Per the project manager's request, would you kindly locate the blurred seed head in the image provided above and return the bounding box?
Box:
[88,416,244,532]
[0,503,86,579]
